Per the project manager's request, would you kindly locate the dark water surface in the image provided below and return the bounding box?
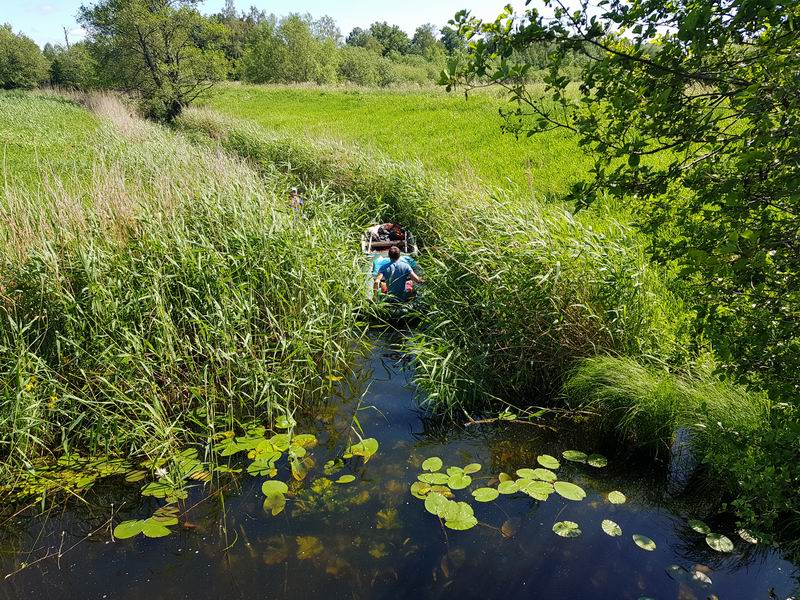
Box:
[1,336,798,600]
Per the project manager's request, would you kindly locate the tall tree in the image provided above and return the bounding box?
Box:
[0,24,49,89]
[368,22,411,56]
[410,23,442,56]
[443,2,800,395]
[79,0,228,120]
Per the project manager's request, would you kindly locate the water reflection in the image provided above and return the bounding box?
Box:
[0,335,798,600]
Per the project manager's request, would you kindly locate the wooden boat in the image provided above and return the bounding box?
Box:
[360,229,418,257]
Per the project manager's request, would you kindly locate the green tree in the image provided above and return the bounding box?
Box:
[47,42,99,89]
[79,0,228,120]
[410,24,442,56]
[368,22,411,56]
[0,24,49,89]
[444,2,800,397]
[240,20,284,83]
[439,25,465,55]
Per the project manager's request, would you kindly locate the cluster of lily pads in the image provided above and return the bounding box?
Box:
[687,518,757,552]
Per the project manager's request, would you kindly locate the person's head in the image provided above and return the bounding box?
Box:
[384,223,395,230]
[388,246,401,262]
[290,187,299,197]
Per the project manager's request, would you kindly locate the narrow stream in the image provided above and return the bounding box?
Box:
[1,334,797,599]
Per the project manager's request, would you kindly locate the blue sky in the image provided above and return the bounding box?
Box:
[4,0,528,47]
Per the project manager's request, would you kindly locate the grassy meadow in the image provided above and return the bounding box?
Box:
[204,83,593,198]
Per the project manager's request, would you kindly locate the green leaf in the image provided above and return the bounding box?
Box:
[274,415,296,429]
[633,534,657,551]
[443,501,478,530]
[497,480,519,495]
[447,472,472,490]
[553,521,581,538]
[263,492,286,516]
[601,519,622,537]
[262,480,289,495]
[706,533,734,553]
[422,457,443,472]
[124,470,147,483]
[607,490,626,504]
[472,487,499,502]
[628,153,640,167]
[114,520,144,539]
[463,463,482,474]
[517,479,554,500]
[738,529,758,544]
[587,454,608,468]
[335,475,356,484]
[424,492,451,517]
[418,472,450,485]
[562,450,588,463]
[292,434,317,448]
[553,481,586,501]
[537,455,560,470]
[410,481,431,499]
[446,466,464,477]
[531,468,557,482]
[323,459,344,475]
[516,468,537,479]
[688,519,711,534]
[141,521,172,538]
[344,438,379,463]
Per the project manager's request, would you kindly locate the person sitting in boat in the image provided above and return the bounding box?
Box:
[367,223,396,242]
[373,246,423,302]
[388,225,406,242]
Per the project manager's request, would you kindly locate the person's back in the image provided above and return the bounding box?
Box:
[375,246,422,302]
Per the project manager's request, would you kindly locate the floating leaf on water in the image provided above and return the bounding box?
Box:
[296,536,324,560]
[537,455,560,470]
[738,529,759,544]
[335,475,356,484]
[424,492,451,517]
[323,459,344,475]
[262,480,289,496]
[516,468,537,479]
[517,479,554,501]
[587,454,608,468]
[463,463,481,474]
[446,466,464,477]
[263,493,286,516]
[269,434,291,452]
[553,521,581,538]
[141,481,174,499]
[114,520,144,540]
[248,459,278,477]
[419,473,450,485]
[497,481,519,495]
[410,481,431,499]
[422,457,443,472]
[633,534,657,551]
[688,519,711,535]
[288,445,307,459]
[430,485,454,498]
[292,434,317,448]
[562,450,588,463]
[124,470,147,483]
[274,415,296,429]
[692,570,712,587]
[498,472,513,482]
[601,519,622,537]
[291,456,314,481]
[706,533,734,553]
[447,472,472,490]
[150,515,179,526]
[607,490,626,505]
[532,468,557,482]
[554,481,586,501]
[141,520,172,538]
[443,502,478,531]
[344,438,379,463]
[472,488,499,502]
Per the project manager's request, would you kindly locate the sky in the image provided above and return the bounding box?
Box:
[3,0,529,48]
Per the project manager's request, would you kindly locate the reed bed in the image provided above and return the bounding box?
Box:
[0,93,369,476]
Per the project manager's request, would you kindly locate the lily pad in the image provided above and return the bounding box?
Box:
[447,472,472,490]
[344,438,379,463]
[553,481,586,501]
[692,570,712,587]
[419,472,450,485]
[553,521,581,538]
[517,479,554,501]
[633,534,657,551]
[292,434,317,448]
[274,415,296,429]
[537,455,560,470]
[114,520,144,539]
[587,454,608,468]
[262,480,289,495]
[562,450,588,463]
[738,529,759,544]
[497,480,520,495]
[688,519,711,535]
[248,458,278,477]
[443,502,478,531]
[531,468,557,482]
[516,468,537,479]
[410,481,431,499]
[601,519,622,537]
[141,520,172,538]
[472,487,499,502]
[335,475,356,484]
[463,463,482,474]
[607,490,626,505]
[424,492,451,517]
[422,457,443,472]
[124,470,147,483]
[446,466,464,477]
[263,493,286,516]
[706,533,734,553]
[498,472,513,482]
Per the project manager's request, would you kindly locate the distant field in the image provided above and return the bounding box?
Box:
[205,84,592,199]
[0,91,99,191]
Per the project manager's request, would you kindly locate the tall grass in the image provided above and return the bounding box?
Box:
[175,107,690,416]
[0,93,369,475]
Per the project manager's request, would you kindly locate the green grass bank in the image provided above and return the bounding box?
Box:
[203,83,593,198]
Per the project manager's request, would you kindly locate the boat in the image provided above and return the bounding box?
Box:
[360,229,418,257]
[362,226,421,317]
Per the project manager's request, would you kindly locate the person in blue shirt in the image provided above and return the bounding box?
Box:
[373,246,423,302]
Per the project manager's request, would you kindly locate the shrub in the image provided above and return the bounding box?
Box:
[0,25,48,89]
